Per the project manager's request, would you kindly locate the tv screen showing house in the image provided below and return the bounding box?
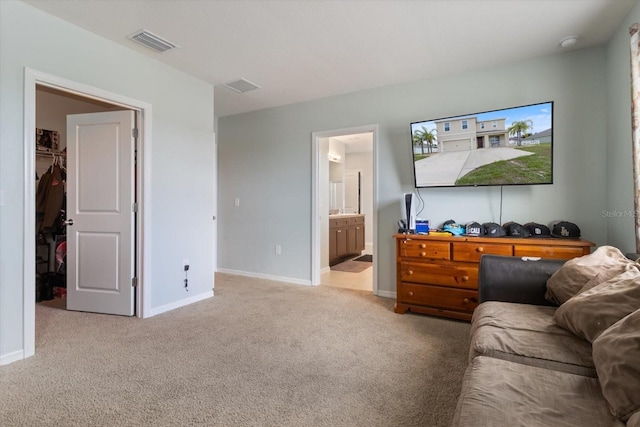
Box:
[410,101,553,188]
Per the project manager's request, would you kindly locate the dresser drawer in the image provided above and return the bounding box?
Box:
[399,240,451,260]
[513,245,587,260]
[452,242,513,262]
[399,262,477,290]
[398,283,479,313]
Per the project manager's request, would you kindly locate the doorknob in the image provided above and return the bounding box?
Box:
[64,219,74,226]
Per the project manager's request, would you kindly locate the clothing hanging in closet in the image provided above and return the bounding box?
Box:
[36,161,65,231]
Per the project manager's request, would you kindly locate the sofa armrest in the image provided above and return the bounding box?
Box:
[478,254,566,306]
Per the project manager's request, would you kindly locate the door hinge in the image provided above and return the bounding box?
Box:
[132,203,138,212]
[132,277,138,287]
[132,128,139,138]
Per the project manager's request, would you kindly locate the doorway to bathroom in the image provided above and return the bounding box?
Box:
[311,125,378,294]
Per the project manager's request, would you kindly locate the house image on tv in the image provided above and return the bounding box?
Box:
[435,117,509,152]
[521,128,552,145]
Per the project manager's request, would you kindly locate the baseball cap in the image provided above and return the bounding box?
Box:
[503,222,531,238]
[524,222,551,238]
[482,222,506,237]
[464,222,485,236]
[443,221,465,236]
[550,221,581,239]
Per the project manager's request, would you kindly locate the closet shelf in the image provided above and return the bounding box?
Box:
[36,149,65,158]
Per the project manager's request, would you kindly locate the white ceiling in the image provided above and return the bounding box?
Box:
[332,133,374,154]
[24,0,636,118]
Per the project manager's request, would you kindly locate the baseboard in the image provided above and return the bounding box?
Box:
[1,349,25,366]
[216,268,312,286]
[320,266,331,275]
[148,290,214,318]
[376,290,396,299]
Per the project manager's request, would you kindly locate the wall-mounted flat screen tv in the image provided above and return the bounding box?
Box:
[410,101,553,188]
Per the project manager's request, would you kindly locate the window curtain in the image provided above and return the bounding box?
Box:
[630,23,640,252]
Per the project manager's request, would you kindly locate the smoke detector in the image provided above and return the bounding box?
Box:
[559,36,578,49]
[221,78,261,94]
[128,29,179,53]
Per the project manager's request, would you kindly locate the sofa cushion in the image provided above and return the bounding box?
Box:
[470,301,595,377]
[452,356,624,427]
[552,268,640,342]
[593,309,640,423]
[545,245,631,305]
[579,261,638,294]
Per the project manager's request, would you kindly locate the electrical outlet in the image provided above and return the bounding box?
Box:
[234,197,240,207]
[275,244,282,255]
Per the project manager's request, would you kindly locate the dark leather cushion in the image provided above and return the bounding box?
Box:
[478,255,565,306]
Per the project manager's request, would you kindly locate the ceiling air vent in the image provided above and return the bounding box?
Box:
[222,78,261,94]
[128,29,179,53]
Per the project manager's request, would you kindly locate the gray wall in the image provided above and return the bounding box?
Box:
[218,42,628,294]
[605,1,640,251]
[0,1,215,362]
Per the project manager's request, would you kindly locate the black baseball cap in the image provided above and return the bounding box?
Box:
[464,222,485,236]
[503,222,531,238]
[482,222,506,237]
[524,222,551,238]
[550,221,581,239]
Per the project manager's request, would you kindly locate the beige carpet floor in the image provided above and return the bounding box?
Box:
[1,273,470,426]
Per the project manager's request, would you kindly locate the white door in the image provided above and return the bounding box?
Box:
[66,111,135,316]
[344,170,361,214]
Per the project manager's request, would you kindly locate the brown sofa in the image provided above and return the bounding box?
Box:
[452,248,640,427]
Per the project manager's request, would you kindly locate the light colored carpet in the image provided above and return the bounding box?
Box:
[1,273,470,426]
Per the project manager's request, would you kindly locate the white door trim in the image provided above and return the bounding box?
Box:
[23,68,152,359]
[311,124,378,294]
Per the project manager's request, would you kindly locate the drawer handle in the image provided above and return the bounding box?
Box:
[408,291,414,296]
[463,298,469,304]
[476,247,484,253]
[420,252,426,257]
[408,270,414,275]
[337,229,342,233]
[462,276,469,281]
[420,243,426,249]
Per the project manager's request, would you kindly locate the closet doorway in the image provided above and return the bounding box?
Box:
[23,68,153,360]
[35,85,136,314]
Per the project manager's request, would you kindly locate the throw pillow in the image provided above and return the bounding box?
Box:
[552,267,640,342]
[593,309,640,422]
[579,261,638,294]
[545,245,631,305]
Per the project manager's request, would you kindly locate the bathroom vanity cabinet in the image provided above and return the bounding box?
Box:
[329,214,365,266]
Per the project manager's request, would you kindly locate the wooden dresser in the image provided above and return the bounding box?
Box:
[394,234,594,321]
